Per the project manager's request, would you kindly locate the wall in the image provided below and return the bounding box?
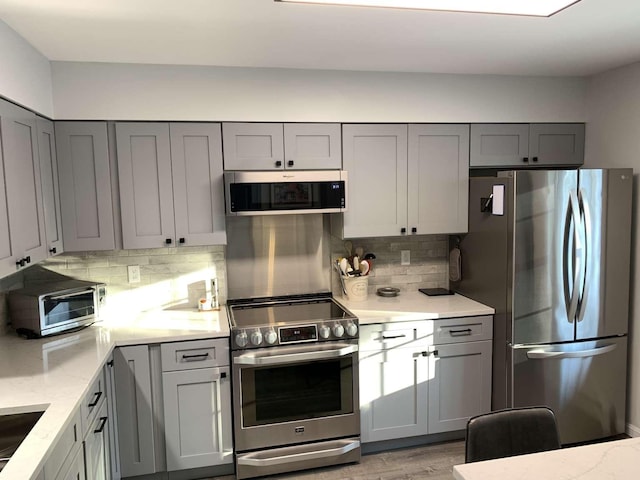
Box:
[50,61,587,122]
[585,60,640,436]
[0,20,53,117]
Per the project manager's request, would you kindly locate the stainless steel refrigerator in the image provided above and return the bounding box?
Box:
[453,168,632,445]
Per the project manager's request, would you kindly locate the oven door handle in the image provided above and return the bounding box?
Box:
[233,344,358,366]
[237,439,360,467]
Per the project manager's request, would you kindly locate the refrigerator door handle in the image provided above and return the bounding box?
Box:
[576,188,591,322]
[526,343,617,360]
[564,191,583,323]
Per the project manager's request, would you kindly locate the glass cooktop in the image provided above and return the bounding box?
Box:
[228,296,355,328]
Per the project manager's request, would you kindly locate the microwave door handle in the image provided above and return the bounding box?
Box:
[46,289,95,301]
[234,344,357,366]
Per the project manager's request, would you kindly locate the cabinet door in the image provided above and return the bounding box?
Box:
[427,340,492,434]
[342,124,408,238]
[163,366,233,471]
[83,399,111,480]
[0,100,47,268]
[222,123,284,170]
[283,123,342,169]
[0,120,14,276]
[56,447,86,480]
[116,122,174,249]
[470,124,529,168]
[529,123,585,166]
[104,358,121,480]
[170,123,226,246]
[37,117,64,256]
[408,124,469,234]
[113,346,156,477]
[360,347,428,443]
[56,122,116,251]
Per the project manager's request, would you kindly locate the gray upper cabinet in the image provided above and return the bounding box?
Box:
[0,100,47,276]
[117,122,226,250]
[223,122,341,170]
[36,117,64,256]
[408,124,469,234]
[470,123,585,168]
[56,121,116,251]
[340,123,468,238]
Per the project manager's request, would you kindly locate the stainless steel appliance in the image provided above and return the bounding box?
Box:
[8,279,106,338]
[228,294,360,479]
[454,168,632,444]
[224,170,347,215]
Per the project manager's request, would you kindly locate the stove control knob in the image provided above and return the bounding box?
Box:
[345,321,358,337]
[235,331,248,348]
[250,330,263,346]
[319,324,331,339]
[264,329,278,345]
[332,323,345,338]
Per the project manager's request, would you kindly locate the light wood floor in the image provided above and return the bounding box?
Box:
[213,440,465,480]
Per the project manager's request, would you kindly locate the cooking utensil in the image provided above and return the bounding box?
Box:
[344,241,353,257]
[339,258,349,276]
[355,246,364,259]
[360,260,370,276]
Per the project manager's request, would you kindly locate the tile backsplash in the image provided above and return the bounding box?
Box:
[0,234,451,332]
[331,234,450,296]
[0,245,227,332]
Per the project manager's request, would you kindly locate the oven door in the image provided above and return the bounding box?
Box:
[232,341,360,452]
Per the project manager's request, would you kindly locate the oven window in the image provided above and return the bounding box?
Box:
[240,357,354,427]
[229,181,345,212]
[43,292,95,327]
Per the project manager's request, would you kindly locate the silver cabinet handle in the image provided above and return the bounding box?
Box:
[234,344,357,366]
[381,334,406,340]
[527,343,617,359]
[237,440,360,467]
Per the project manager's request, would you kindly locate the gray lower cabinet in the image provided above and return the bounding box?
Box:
[58,447,87,480]
[359,316,493,444]
[116,122,226,249]
[113,345,157,477]
[161,338,233,472]
[470,123,585,168]
[36,117,64,257]
[83,399,111,480]
[55,121,116,251]
[162,367,233,471]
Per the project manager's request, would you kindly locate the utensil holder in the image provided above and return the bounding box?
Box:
[343,276,369,301]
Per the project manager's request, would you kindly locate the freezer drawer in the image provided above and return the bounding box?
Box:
[509,336,627,445]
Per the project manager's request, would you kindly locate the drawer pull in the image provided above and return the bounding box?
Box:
[449,328,473,336]
[94,417,108,434]
[88,391,102,407]
[382,334,406,340]
[182,353,210,361]
[420,350,439,357]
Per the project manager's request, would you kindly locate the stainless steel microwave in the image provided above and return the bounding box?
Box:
[224,170,347,215]
[8,280,106,338]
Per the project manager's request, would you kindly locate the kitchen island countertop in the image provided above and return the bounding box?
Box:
[336,291,494,324]
[0,307,229,480]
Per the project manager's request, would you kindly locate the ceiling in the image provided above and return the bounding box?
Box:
[1,0,639,77]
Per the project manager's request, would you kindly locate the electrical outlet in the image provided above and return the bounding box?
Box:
[127,265,141,284]
[401,250,410,266]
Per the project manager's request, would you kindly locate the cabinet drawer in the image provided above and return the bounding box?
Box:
[359,321,432,352]
[161,338,229,371]
[433,316,493,345]
[80,369,105,436]
[44,409,82,480]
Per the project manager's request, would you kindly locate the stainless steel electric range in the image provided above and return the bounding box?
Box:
[227,293,361,480]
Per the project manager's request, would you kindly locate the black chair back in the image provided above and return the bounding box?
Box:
[465,406,561,463]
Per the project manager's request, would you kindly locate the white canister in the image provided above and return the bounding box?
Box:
[343,276,369,301]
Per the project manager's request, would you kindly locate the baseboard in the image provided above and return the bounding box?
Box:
[626,423,640,438]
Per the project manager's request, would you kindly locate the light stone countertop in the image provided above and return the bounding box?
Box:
[336,291,495,324]
[0,307,229,480]
[453,437,640,480]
